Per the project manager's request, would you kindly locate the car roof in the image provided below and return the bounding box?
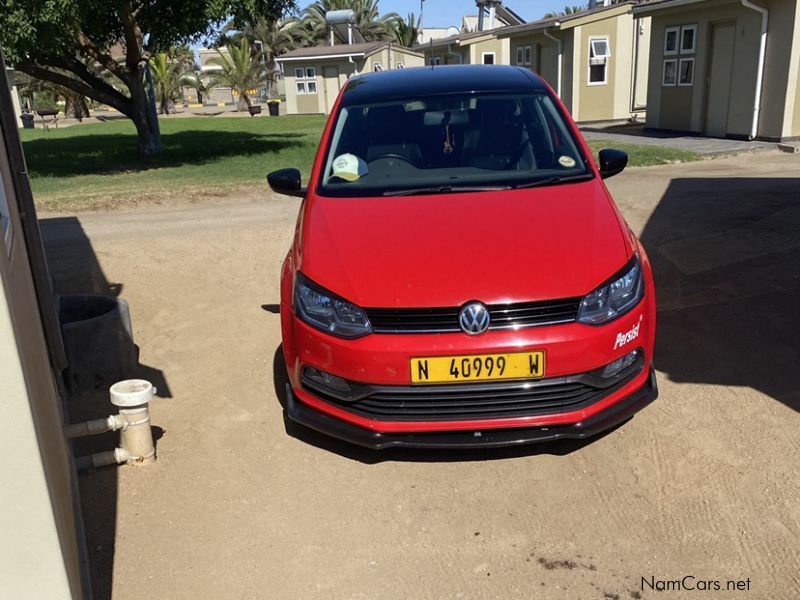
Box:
[340,65,548,106]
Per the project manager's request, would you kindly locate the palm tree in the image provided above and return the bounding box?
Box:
[149,51,200,115]
[220,17,308,98]
[544,5,586,18]
[297,0,400,44]
[206,38,271,110]
[392,12,421,47]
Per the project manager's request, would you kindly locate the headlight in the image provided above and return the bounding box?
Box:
[578,256,644,324]
[294,272,372,338]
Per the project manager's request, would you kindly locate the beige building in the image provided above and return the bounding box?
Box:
[0,54,90,599]
[498,2,651,123]
[417,29,512,66]
[277,42,424,115]
[635,0,800,140]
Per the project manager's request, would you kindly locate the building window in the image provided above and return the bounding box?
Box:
[662,58,677,86]
[678,57,694,86]
[680,24,697,53]
[373,62,383,72]
[664,26,680,55]
[396,62,405,69]
[482,52,495,65]
[431,56,442,66]
[524,46,533,65]
[588,37,610,85]
[516,47,524,65]
[295,66,317,95]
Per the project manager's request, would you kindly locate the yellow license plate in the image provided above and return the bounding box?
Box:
[410,351,545,384]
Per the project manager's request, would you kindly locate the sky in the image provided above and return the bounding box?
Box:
[378,0,564,28]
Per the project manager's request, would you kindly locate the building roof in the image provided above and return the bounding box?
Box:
[632,0,714,14]
[412,28,500,51]
[339,64,547,106]
[496,1,635,37]
[277,42,421,62]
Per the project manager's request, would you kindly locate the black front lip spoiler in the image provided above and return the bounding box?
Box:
[284,366,659,450]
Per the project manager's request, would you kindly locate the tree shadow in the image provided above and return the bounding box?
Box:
[41,215,171,600]
[639,177,800,411]
[21,129,307,178]
[270,344,613,464]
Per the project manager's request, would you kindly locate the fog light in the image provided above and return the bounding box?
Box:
[601,349,641,379]
[303,366,352,394]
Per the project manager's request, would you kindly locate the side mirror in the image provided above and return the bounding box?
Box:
[267,168,306,198]
[598,148,628,179]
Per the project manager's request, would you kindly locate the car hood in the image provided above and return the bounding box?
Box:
[299,181,631,308]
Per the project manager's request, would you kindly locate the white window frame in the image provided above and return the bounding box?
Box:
[680,24,697,54]
[664,26,680,55]
[306,80,318,94]
[294,66,317,95]
[662,58,678,86]
[372,62,383,72]
[678,57,694,86]
[296,81,307,95]
[524,46,533,66]
[516,46,524,65]
[305,66,316,79]
[588,36,610,86]
[482,51,496,65]
[396,62,405,69]
[294,67,304,79]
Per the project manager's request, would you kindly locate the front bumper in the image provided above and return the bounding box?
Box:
[284,365,658,449]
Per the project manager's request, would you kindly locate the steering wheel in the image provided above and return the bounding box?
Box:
[370,153,415,165]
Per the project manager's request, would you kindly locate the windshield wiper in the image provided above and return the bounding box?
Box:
[512,173,595,189]
[383,185,511,197]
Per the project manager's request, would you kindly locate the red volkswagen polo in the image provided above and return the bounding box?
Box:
[268,65,657,449]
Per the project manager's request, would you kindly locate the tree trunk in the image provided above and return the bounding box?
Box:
[237,93,252,112]
[128,74,163,155]
[64,95,90,121]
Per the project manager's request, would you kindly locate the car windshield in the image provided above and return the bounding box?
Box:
[317,91,591,197]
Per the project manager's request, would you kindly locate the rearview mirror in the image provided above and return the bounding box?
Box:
[598,149,628,179]
[267,168,306,198]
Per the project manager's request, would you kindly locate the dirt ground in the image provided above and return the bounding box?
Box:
[41,152,800,600]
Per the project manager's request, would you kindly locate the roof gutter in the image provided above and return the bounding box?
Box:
[741,0,768,140]
[543,25,562,97]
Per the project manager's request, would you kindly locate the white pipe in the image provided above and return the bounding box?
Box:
[76,448,131,472]
[347,23,353,45]
[110,379,157,466]
[488,6,496,29]
[543,26,562,97]
[65,414,125,439]
[741,0,768,140]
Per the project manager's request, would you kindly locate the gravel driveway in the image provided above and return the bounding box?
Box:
[42,151,800,600]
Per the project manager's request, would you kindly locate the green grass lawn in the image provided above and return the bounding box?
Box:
[586,139,702,167]
[21,116,701,210]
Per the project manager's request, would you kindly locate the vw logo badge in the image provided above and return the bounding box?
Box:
[458,302,491,335]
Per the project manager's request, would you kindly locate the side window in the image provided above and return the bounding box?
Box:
[588,37,610,85]
[0,168,12,254]
[482,52,495,65]
[373,62,383,72]
[295,66,317,95]
[663,24,697,87]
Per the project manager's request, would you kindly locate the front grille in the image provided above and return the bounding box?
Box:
[307,366,641,422]
[365,297,582,334]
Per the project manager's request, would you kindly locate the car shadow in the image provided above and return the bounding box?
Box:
[639,177,800,412]
[271,345,619,464]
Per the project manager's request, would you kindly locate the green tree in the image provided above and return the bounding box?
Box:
[297,0,400,44]
[220,17,307,97]
[149,51,200,115]
[392,12,421,47]
[0,0,293,154]
[206,38,271,110]
[544,5,586,18]
[16,72,91,120]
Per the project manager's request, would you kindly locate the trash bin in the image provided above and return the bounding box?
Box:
[268,101,280,116]
[59,294,138,394]
[20,113,34,129]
